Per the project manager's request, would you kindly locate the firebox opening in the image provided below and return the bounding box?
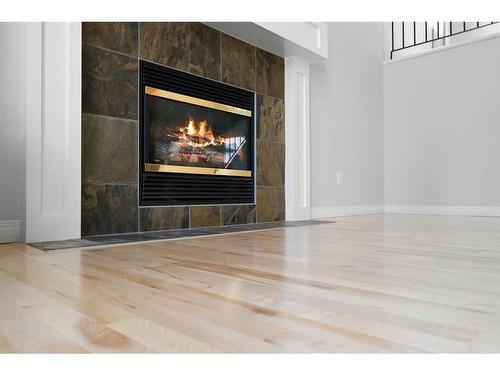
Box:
[144,86,252,177]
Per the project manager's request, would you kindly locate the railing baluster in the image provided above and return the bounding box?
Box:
[390,21,498,60]
[402,22,405,48]
[391,22,394,52]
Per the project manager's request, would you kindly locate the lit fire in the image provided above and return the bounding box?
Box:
[169,117,225,148]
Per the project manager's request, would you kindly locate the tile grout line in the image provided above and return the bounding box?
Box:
[188,22,191,74]
[220,30,223,81]
[137,22,141,233]
[83,42,284,101]
[82,112,139,123]
[254,45,257,93]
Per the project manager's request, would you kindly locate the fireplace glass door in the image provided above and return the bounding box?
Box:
[143,87,252,177]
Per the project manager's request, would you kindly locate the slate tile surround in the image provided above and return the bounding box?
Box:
[140,22,190,70]
[256,141,285,187]
[222,204,256,226]
[256,186,285,222]
[190,206,221,228]
[82,22,285,236]
[82,22,138,56]
[82,45,138,120]
[189,22,221,80]
[139,206,189,232]
[82,183,138,236]
[257,94,285,143]
[221,33,256,91]
[82,114,138,184]
[256,48,285,99]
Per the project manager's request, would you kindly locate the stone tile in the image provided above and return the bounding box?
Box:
[256,187,285,223]
[140,22,189,71]
[256,187,274,223]
[256,140,285,186]
[82,114,137,184]
[139,207,189,232]
[257,94,285,143]
[81,183,138,236]
[83,22,138,56]
[29,239,97,251]
[190,206,221,228]
[34,220,330,250]
[221,34,256,91]
[221,205,256,226]
[82,45,138,120]
[189,23,221,80]
[256,48,284,99]
[85,232,164,243]
[274,188,286,222]
[147,228,212,239]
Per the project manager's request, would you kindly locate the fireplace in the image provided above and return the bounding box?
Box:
[144,87,252,176]
[140,61,255,206]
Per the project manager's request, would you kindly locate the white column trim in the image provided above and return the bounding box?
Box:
[285,56,311,221]
[23,22,81,242]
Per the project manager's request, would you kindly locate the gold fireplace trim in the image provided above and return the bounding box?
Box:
[144,86,252,117]
[145,163,252,177]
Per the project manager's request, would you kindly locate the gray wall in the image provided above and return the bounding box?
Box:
[0,23,23,222]
[384,36,500,208]
[310,22,385,209]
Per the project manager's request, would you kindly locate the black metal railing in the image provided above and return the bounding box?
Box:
[390,22,498,59]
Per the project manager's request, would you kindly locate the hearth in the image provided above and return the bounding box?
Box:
[140,61,255,206]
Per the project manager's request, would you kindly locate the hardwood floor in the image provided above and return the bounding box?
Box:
[1,214,500,353]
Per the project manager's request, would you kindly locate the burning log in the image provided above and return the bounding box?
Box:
[166,140,225,166]
[167,117,225,148]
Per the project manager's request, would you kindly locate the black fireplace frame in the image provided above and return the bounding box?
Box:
[139,60,256,207]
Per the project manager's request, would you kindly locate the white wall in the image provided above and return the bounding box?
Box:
[384,35,500,213]
[310,22,385,217]
[0,23,25,242]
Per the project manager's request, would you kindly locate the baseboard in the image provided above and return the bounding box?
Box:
[312,205,385,218]
[312,205,500,219]
[0,220,21,243]
[384,205,500,217]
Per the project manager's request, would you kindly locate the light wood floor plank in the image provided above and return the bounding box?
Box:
[1,214,500,352]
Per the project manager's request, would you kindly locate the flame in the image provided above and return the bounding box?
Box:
[172,117,225,147]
